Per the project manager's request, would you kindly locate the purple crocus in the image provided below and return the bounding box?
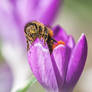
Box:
[27,25,88,92]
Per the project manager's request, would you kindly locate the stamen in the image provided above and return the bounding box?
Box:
[52,41,65,49]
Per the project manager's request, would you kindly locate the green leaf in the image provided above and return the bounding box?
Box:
[16,75,37,92]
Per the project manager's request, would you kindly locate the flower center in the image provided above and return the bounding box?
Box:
[47,30,65,54]
[52,41,65,49]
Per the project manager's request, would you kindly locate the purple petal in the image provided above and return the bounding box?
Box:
[65,34,88,89]
[0,62,13,92]
[65,36,75,63]
[28,38,58,91]
[51,44,70,90]
[53,26,68,42]
[0,1,24,45]
[67,35,75,49]
[17,0,62,26]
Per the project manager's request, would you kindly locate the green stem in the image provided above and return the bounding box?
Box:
[16,75,37,92]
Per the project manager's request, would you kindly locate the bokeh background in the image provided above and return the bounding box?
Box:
[0,0,92,92]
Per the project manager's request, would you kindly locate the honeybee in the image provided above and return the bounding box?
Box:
[24,21,56,53]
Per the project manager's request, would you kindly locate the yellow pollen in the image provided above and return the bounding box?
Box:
[48,30,54,37]
[52,40,65,49]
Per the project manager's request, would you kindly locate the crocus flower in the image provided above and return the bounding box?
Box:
[27,25,88,92]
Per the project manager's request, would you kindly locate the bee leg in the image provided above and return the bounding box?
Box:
[26,40,30,51]
[29,39,34,45]
[25,36,29,51]
[44,37,48,46]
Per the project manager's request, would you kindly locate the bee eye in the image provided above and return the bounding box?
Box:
[25,28,30,35]
[25,22,38,32]
[30,25,36,30]
[29,23,37,31]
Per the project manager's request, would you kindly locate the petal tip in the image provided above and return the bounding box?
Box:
[77,33,88,60]
[78,33,88,48]
[79,33,87,41]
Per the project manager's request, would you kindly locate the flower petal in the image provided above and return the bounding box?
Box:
[52,44,70,90]
[0,62,13,92]
[65,34,88,89]
[67,35,75,49]
[65,36,75,63]
[28,38,58,91]
[17,0,62,25]
[53,26,68,42]
[0,1,23,45]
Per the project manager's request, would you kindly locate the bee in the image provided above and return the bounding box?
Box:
[24,21,56,53]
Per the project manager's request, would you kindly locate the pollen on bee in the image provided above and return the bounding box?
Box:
[48,30,54,37]
[52,40,65,49]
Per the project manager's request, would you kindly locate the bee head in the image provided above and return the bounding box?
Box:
[24,22,38,36]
